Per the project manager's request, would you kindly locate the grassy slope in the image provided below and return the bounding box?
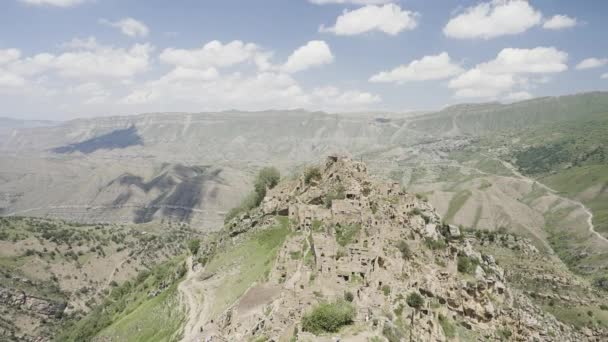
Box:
[205,216,291,317]
[59,256,187,342]
[95,284,184,342]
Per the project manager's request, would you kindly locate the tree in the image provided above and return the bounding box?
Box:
[253,167,281,203]
[187,239,200,255]
[406,292,424,342]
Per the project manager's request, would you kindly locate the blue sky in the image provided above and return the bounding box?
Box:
[1,0,607,120]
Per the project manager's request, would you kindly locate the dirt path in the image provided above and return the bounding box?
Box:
[179,256,210,342]
[483,154,608,244]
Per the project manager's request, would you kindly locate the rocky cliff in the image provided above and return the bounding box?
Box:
[180,156,603,341]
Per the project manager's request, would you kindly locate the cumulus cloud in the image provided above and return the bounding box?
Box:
[160,40,264,70]
[320,4,418,36]
[282,41,334,73]
[575,57,608,70]
[602,73,608,80]
[543,15,577,30]
[0,37,379,115]
[310,0,394,4]
[0,49,21,65]
[448,47,567,99]
[19,0,86,7]
[100,17,150,38]
[369,52,463,84]
[443,0,542,40]
[3,39,152,82]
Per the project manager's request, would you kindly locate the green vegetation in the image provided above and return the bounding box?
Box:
[424,237,447,250]
[334,224,361,247]
[457,255,479,274]
[444,190,472,222]
[438,314,456,339]
[301,300,354,334]
[225,167,280,222]
[59,257,186,342]
[381,284,391,296]
[406,292,424,309]
[205,217,290,317]
[324,184,346,208]
[187,239,200,255]
[344,291,354,302]
[396,240,411,260]
[382,323,405,342]
[304,167,322,185]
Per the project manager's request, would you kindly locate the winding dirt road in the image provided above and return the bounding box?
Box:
[483,154,607,244]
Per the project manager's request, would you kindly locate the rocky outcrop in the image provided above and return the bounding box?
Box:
[194,156,605,341]
[0,287,66,317]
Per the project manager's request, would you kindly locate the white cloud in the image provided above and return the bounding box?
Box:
[443,0,542,40]
[101,18,149,38]
[7,41,153,79]
[19,0,85,7]
[0,49,22,65]
[370,52,463,83]
[448,47,567,99]
[575,57,608,70]
[0,70,26,88]
[504,91,533,102]
[601,73,608,79]
[320,4,418,36]
[543,15,577,30]
[282,41,334,73]
[123,69,378,112]
[477,47,568,74]
[310,0,394,4]
[159,40,263,70]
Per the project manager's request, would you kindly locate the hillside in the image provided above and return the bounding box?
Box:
[167,156,605,341]
[0,217,201,341]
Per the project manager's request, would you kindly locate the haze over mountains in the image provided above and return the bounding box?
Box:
[1,92,607,230]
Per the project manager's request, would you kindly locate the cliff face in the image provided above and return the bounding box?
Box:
[183,156,600,341]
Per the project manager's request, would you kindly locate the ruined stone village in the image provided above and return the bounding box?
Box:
[191,156,605,341]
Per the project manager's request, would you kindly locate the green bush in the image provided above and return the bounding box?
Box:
[457,255,479,274]
[406,292,424,309]
[224,167,280,223]
[397,240,411,260]
[381,285,391,296]
[382,323,404,342]
[301,300,354,334]
[438,314,456,338]
[334,224,360,246]
[344,291,354,302]
[187,239,200,255]
[304,167,322,185]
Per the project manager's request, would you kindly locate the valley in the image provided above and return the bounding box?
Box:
[1,92,608,341]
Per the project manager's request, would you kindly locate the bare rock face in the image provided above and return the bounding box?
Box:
[195,156,603,341]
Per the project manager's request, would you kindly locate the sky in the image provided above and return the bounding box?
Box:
[1,0,607,120]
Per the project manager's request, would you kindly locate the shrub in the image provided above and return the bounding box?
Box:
[254,167,281,202]
[381,284,391,296]
[600,304,608,311]
[457,255,479,274]
[224,167,280,223]
[301,300,354,334]
[397,240,411,260]
[187,239,200,255]
[438,314,456,338]
[304,167,322,185]
[334,224,360,247]
[382,323,404,342]
[344,291,354,302]
[406,292,424,309]
[424,237,447,250]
